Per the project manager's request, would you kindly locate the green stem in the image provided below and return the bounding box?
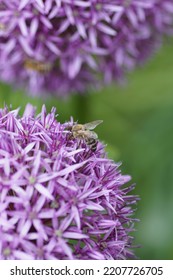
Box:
[75,93,90,123]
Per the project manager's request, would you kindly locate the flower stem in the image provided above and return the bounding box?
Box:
[75,93,91,123]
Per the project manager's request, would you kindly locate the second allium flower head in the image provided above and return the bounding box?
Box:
[0,104,138,260]
[0,0,173,97]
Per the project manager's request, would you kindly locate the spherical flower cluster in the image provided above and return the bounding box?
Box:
[0,104,138,260]
[0,1,173,97]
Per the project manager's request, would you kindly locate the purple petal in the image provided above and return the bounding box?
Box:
[35,183,54,200]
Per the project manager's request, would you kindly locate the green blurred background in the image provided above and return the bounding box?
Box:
[0,39,173,260]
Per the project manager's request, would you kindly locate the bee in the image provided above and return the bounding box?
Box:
[68,120,103,152]
[24,59,52,73]
[0,23,5,30]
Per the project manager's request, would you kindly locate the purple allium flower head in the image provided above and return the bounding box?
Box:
[0,104,139,260]
[0,1,173,97]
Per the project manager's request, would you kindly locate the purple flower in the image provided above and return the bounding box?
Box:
[0,1,173,96]
[0,104,139,260]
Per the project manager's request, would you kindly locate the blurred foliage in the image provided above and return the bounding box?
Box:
[1,39,173,259]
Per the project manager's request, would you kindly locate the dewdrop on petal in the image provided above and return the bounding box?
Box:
[0,104,139,260]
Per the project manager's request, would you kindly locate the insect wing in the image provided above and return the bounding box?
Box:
[84,120,103,130]
[87,131,98,139]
